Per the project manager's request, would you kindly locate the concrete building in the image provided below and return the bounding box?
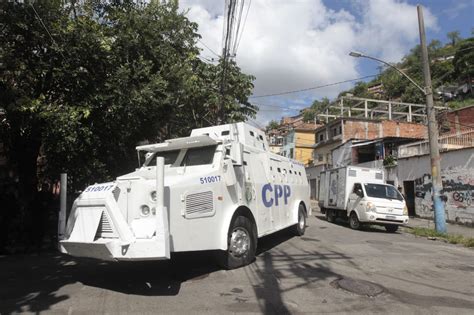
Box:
[307,118,428,200]
[281,124,318,165]
[439,105,474,134]
[396,147,474,225]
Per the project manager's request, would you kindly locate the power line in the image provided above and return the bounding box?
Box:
[231,0,246,56]
[30,3,66,60]
[198,39,220,58]
[250,74,378,99]
[235,0,251,54]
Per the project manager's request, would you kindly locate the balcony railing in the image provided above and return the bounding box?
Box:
[398,128,474,158]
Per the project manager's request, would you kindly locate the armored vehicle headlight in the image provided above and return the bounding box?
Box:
[140,205,151,217]
[366,202,376,212]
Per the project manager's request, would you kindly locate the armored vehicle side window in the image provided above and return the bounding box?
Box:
[181,145,216,166]
[146,150,180,166]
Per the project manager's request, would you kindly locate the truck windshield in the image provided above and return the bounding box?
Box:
[145,150,180,166]
[181,145,216,166]
[364,184,403,201]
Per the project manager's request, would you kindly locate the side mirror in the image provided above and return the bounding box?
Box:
[355,188,363,198]
[225,143,243,166]
[223,159,237,186]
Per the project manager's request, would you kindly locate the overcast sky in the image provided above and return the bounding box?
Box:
[179,0,474,127]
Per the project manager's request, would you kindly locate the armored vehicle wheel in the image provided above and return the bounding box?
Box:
[385,224,399,233]
[293,204,307,236]
[349,212,361,230]
[218,216,257,270]
[326,209,336,223]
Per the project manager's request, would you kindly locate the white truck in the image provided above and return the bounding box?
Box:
[59,123,311,269]
[318,166,408,232]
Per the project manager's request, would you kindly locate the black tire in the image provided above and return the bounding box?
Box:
[218,215,257,270]
[349,212,361,230]
[326,209,336,223]
[293,204,307,236]
[385,224,399,233]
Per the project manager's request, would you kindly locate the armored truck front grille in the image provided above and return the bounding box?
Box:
[185,191,214,218]
[95,211,117,239]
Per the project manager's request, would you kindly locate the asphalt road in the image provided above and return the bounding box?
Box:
[1,214,473,314]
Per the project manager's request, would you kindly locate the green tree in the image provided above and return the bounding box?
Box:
[0,0,256,209]
[303,97,331,122]
[447,31,461,46]
[266,120,280,131]
[453,37,474,96]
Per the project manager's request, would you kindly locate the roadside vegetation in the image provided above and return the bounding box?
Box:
[301,33,474,124]
[406,227,474,248]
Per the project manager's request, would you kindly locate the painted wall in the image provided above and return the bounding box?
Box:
[295,131,315,165]
[397,148,474,225]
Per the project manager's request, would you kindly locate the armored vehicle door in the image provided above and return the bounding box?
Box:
[243,151,273,235]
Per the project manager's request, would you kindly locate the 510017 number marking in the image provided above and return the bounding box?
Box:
[200,176,221,184]
[84,185,114,193]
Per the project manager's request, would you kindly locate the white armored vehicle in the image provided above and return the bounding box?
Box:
[60,123,311,269]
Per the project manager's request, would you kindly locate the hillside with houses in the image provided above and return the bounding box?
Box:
[266,36,474,226]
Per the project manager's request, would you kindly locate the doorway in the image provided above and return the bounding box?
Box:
[403,181,416,217]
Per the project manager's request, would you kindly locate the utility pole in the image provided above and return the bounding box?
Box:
[417,5,446,233]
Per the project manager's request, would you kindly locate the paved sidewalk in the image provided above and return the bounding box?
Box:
[406,217,474,238]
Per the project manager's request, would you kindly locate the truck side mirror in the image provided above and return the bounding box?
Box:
[356,189,363,198]
[225,143,243,166]
[223,159,237,186]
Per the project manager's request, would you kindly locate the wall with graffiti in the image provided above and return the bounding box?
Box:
[397,147,474,225]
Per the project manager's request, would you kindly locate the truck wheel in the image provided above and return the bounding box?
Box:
[349,212,361,230]
[293,204,306,236]
[218,216,257,270]
[326,209,335,223]
[385,225,399,233]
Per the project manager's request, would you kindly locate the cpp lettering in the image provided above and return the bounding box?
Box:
[262,184,291,207]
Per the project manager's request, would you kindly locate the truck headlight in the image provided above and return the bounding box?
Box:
[140,205,151,217]
[366,202,376,212]
[150,191,157,202]
[403,206,408,216]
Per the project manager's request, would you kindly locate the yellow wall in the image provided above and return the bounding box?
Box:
[294,131,315,165]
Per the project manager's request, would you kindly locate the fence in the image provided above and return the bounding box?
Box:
[398,128,474,158]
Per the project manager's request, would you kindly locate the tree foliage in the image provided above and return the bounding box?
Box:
[302,97,331,122]
[338,35,472,105]
[0,0,256,201]
[266,120,280,131]
[447,31,461,46]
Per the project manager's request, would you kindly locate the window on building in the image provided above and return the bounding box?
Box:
[319,133,324,142]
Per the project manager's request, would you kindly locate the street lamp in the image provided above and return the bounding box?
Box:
[349,51,426,95]
[349,11,447,234]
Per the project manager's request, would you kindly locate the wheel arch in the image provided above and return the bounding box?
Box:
[292,199,308,224]
[220,205,258,250]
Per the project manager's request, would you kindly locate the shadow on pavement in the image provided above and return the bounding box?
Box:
[247,227,351,314]
[314,214,402,234]
[0,250,220,314]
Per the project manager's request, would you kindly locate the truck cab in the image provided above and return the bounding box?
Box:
[346,182,409,232]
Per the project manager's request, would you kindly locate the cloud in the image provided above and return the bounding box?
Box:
[179,0,438,125]
[441,0,473,19]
